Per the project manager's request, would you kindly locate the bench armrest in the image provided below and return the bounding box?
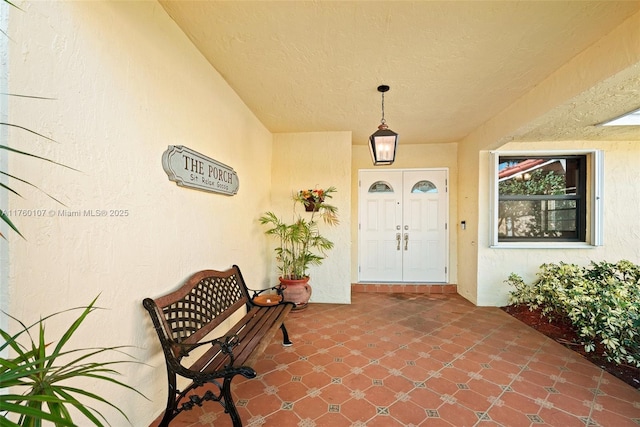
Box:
[248,288,296,308]
[176,334,239,361]
[246,285,283,299]
[162,334,245,380]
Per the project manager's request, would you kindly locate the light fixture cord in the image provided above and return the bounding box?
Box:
[380,92,386,125]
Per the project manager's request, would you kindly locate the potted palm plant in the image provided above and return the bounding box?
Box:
[259,186,338,309]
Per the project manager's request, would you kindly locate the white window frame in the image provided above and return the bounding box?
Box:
[489,150,603,248]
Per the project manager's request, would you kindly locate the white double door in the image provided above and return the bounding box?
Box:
[359,169,448,283]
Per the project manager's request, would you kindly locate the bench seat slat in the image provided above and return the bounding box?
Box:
[191,303,293,375]
[236,305,293,367]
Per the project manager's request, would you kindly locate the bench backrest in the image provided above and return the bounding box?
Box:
[143,265,252,359]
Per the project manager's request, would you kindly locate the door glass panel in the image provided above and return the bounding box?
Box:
[368,181,394,193]
[411,180,437,193]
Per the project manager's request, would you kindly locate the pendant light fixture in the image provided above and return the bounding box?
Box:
[369,85,398,165]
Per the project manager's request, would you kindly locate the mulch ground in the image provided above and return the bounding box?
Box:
[501,304,639,390]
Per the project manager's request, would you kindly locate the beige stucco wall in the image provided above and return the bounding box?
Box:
[458,9,640,306]
[271,132,352,304]
[455,142,481,304]
[351,142,459,285]
[4,1,274,424]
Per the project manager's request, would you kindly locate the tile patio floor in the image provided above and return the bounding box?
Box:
[150,292,640,427]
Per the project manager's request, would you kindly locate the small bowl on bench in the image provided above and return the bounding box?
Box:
[252,294,283,306]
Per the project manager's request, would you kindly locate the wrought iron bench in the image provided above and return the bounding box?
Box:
[143,265,294,427]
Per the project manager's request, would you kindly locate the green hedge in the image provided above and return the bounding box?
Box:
[506,260,640,368]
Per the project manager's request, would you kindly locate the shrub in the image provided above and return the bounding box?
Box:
[506,260,640,368]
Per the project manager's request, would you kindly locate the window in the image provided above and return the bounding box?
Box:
[490,151,603,247]
[368,181,394,193]
[411,180,438,193]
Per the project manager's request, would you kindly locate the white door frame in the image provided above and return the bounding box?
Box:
[358,168,449,283]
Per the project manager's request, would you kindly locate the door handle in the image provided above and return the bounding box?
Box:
[396,233,401,250]
[404,233,409,251]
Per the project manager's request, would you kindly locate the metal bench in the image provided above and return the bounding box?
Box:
[143,265,294,426]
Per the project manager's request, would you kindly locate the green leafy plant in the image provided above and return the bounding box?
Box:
[1,0,75,238]
[498,168,566,238]
[506,260,640,368]
[0,105,73,238]
[499,168,566,197]
[259,187,338,280]
[0,296,144,426]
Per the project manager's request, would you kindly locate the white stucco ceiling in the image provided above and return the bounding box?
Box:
[159,1,640,146]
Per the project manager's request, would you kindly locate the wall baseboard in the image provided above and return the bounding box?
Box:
[352,283,457,294]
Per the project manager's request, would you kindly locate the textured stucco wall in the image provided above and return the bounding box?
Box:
[271,132,352,304]
[351,143,459,285]
[459,10,640,306]
[0,1,9,337]
[5,1,273,424]
[454,142,481,304]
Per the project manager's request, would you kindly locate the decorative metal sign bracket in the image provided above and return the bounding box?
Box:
[162,145,239,196]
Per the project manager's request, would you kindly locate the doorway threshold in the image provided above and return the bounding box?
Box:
[352,283,457,294]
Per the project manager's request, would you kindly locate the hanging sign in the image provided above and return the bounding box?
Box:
[162,145,239,196]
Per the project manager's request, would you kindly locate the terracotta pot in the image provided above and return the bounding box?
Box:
[279,277,312,310]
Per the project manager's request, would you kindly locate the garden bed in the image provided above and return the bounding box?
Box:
[502,303,640,390]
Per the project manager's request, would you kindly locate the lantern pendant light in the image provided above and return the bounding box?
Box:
[369,85,398,165]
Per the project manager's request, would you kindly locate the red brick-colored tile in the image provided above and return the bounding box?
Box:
[149,293,640,427]
[340,396,378,422]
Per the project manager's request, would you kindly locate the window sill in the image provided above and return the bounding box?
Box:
[490,242,597,249]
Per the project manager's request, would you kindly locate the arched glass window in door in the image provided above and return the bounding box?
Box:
[368,181,394,193]
[411,180,438,193]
